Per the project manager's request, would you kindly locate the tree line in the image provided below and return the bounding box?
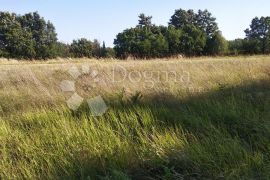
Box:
[0,12,114,59]
[0,10,270,60]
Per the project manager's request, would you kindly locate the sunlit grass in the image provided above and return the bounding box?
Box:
[0,56,269,179]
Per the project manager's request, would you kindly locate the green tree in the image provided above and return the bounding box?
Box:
[138,14,152,27]
[18,12,58,59]
[70,38,93,58]
[245,16,270,54]
[114,26,169,58]
[0,12,16,58]
[92,39,101,58]
[114,28,135,58]
[170,9,219,37]
[169,9,196,29]
[180,25,207,56]
[150,31,169,57]
[55,42,71,57]
[0,12,35,59]
[165,26,183,55]
[196,10,219,37]
[5,23,36,59]
[100,41,107,57]
[104,47,115,58]
[242,39,261,55]
[0,11,58,59]
[206,31,228,55]
[228,39,245,55]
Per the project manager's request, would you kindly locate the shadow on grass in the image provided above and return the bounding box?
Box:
[99,78,270,146]
[4,78,268,179]
[68,78,270,179]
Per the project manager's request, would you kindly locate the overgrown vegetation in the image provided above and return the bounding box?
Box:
[0,56,269,179]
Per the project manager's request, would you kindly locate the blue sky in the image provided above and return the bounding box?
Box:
[1,0,269,47]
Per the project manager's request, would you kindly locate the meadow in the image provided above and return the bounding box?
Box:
[0,56,270,179]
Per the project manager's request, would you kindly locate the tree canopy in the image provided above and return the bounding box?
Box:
[114,9,225,58]
[0,10,269,60]
[138,14,153,27]
[169,9,219,37]
[245,16,270,54]
[0,12,57,59]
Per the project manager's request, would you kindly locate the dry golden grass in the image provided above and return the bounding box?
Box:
[0,55,269,108]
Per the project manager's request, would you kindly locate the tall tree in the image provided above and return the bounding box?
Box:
[170,9,219,37]
[196,10,219,37]
[245,16,270,54]
[0,12,35,59]
[205,31,228,55]
[169,9,196,29]
[100,41,107,57]
[165,26,183,55]
[5,22,36,58]
[18,12,58,59]
[180,25,207,56]
[0,12,16,57]
[92,39,101,58]
[138,13,153,27]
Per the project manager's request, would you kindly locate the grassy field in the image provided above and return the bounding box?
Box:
[0,56,270,179]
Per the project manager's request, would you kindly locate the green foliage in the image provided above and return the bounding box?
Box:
[165,26,183,55]
[0,11,57,59]
[2,16,36,59]
[1,10,270,59]
[17,12,58,59]
[114,25,169,58]
[196,10,219,37]
[55,42,71,57]
[99,41,116,58]
[170,9,219,37]
[180,25,207,56]
[115,9,223,59]
[70,38,93,58]
[206,31,228,55]
[104,47,116,58]
[151,31,169,57]
[228,38,262,55]
[242,39,262,55]
[138,13,152,27]
[245,16,270,54]
[92,39,101,58]
[169,9,196,29]
[228,39,245,55]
